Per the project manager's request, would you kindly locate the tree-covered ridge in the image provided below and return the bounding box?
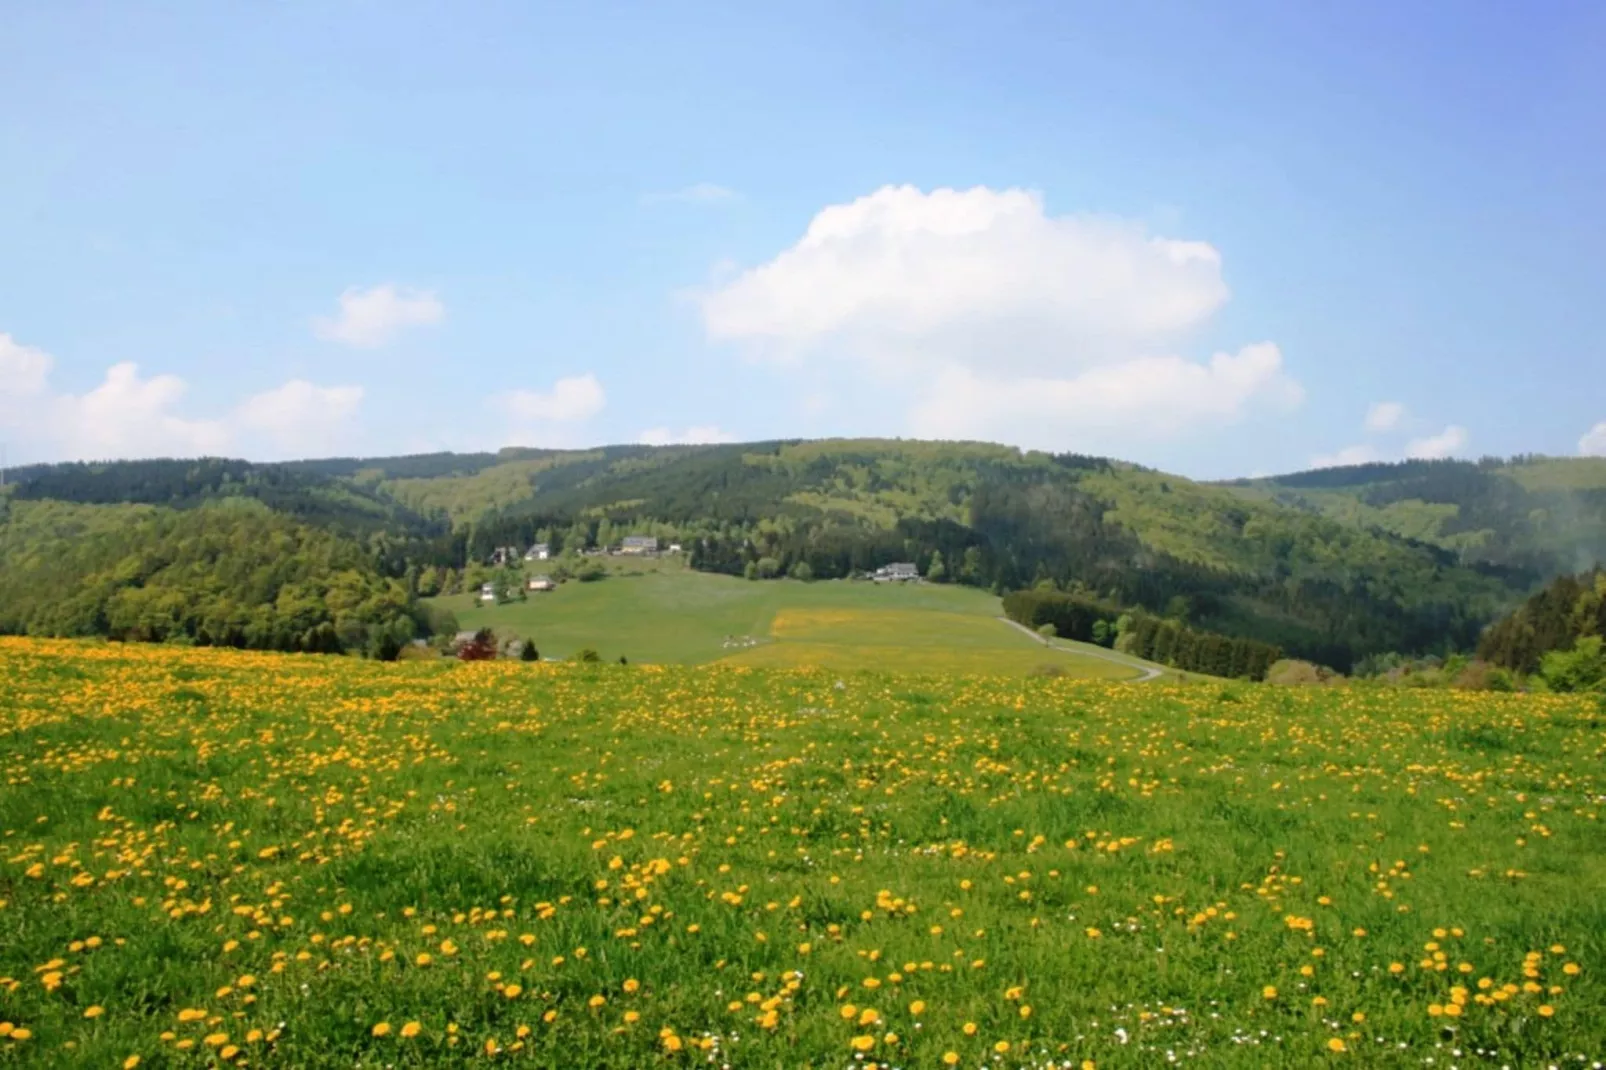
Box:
[440,441,1515,670]
[0,499,426,654]
[7,441,1597,672]
[377,454,612,522]
[1478,568,1606,676]
[8,456,445,540]
[1224,456,1606,584]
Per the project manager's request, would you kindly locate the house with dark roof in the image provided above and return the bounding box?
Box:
[871,562,919,583]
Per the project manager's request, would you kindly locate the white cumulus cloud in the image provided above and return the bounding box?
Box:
[0,333,54,396]
[695,184,1298,453]
[1405,425,1470,460]
[1580,422,1606,457]
[638,425,737,446]
[496,374,606,424]
[236,380,365,457]
[53,362,228,459]
[1364,401,1406,432]
[313,284,444,348]
[702,184,1228,369]
[0,331,364,462]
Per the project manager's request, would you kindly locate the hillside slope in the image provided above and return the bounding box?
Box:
[1221,456,1606,583]
[0,494,430,653]
[6,442,1597,670]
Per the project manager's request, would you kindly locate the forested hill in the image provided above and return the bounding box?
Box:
[1221,456,1606,584]
[4,442,1603,670]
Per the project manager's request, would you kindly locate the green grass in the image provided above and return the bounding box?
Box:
[434,569,1150,679]
[1,637,1602,1068]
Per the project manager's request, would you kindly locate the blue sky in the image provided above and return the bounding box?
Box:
[2,0,1602,478]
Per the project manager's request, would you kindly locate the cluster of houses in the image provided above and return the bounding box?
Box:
[478,575,556,602]
[477,536,686,603]
[489,537,681,568]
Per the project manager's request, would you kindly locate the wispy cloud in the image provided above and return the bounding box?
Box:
[638,425,736,446]
[1308,443,1380,470]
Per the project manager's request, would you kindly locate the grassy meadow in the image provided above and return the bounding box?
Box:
[435,568,1149,679]
[2,638,1603,1068]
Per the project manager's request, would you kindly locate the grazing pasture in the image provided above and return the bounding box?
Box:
[0,637,1601,1068]
[436,570,1151,679]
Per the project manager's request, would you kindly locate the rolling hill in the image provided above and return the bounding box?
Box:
[1220,456,1606,581]
[4,441,1604,670]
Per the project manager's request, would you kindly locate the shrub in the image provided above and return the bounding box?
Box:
[1450,660,1513,691]
[1538,636,1605,693]
[1265,659,1342,687]
[457,628,497,662]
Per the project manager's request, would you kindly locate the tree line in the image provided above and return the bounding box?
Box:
[1001,588,1281,680]
[0,499,429,657]
[1478,568,1605,676]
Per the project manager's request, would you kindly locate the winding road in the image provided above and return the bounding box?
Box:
[997,616,1166,682]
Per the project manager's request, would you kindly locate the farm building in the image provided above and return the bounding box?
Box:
[526,575,556,592]
[871,562,920,583]
[620,535,659,555]
[525,543,551,561]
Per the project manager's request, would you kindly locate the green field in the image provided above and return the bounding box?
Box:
[435,568,1153,679]
[1,637,1601,1068]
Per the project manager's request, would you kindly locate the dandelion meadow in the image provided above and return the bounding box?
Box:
[1,637,1602,1068]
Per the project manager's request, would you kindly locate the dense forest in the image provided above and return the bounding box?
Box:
[1477,568,1605,678]
[0,497,437,655]
[1226,455,1606,584]
[4,442,1604,669]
